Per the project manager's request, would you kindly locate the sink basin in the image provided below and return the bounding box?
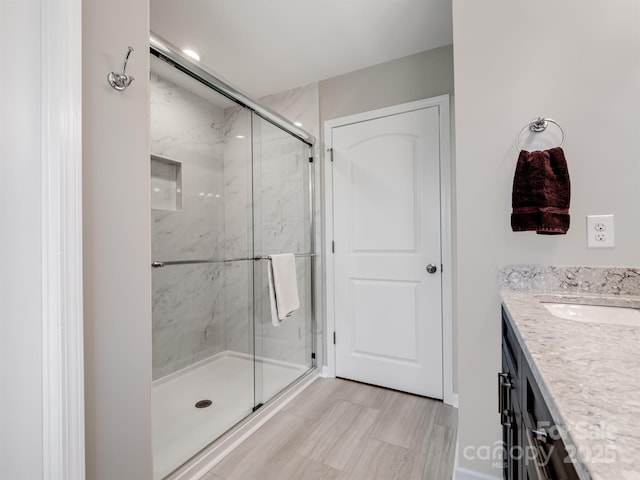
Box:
[542,303,640,326]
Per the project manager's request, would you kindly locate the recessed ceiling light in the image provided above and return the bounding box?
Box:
[294,122,303,127]
[182,49,201,62]
[236,135,245,139]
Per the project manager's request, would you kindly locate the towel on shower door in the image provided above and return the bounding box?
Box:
[267,254,300,327]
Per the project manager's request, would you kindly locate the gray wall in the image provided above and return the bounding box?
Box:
[82,0,152,478]
[319,45,454,121]
[453,1,640,476]
[0,3,43,479]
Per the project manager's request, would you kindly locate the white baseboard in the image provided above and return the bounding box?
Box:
[454,467,501,480]
[448,392,459,408]
[319,365,334,378]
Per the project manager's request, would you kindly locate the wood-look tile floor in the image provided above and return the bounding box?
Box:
[203,377,458,480]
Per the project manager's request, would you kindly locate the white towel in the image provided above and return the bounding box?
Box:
[267,254,300,327]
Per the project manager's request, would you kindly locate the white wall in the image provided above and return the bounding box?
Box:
[452,1,640,476]
[82,0,152,478]
[0,2,43,479]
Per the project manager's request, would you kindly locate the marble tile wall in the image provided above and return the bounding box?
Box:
[251,117,312,369]
[221,107,253,355]
[243,84,319,369]
[151,75,320,380]
[150,72,228,379]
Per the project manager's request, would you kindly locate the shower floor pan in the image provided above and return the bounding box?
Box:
[152,351,308,479]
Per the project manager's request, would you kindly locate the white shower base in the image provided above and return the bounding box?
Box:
[152,351,309,480]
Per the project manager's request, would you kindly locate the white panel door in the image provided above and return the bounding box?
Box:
[331,106,443,398]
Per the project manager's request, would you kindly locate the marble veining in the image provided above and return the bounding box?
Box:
[498,264,640,295]
[151,73,318,380]
[151,72,228,379]
[221,84,318,366]
[499,265,640,480]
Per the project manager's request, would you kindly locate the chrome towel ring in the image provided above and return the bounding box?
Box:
[515,117,565,151]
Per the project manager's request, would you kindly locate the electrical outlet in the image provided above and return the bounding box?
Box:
[587,215,614,248]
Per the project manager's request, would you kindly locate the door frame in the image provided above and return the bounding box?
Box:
[41,0,85,477]
[323,95,456,406]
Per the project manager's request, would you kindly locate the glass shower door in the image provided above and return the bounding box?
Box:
[150,59,256,479]
[150,51,316,479]
[251,113,315,407]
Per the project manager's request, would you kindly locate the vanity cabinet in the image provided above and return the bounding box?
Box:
[500,306,579,480]
[500,306,523,479]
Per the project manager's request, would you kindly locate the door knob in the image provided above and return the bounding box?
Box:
[426,264,438,274]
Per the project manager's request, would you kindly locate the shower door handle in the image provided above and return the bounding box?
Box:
[426,264,438,274]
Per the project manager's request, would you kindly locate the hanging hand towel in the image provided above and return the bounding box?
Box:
[267,254,300,327]
[511,147,571,235]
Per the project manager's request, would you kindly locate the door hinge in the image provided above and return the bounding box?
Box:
[311,352,315,359]
[331,241,335,253]
[328,147,334,162]
[309,156,314,163]
[333,331,336,344]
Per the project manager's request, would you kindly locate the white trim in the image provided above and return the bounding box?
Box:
[454,467,502,480]
[323,121,337,379]
[438,97,455,407]
[166,373,319,480]
[41,0,85,478]
[322,96,455,405]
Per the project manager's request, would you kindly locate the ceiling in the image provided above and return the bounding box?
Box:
[150,0,453,98]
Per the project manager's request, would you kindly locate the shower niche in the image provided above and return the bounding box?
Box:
[151,154,182,211]
[149,39,315,479]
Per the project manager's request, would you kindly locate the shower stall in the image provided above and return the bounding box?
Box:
[149,35,316,479]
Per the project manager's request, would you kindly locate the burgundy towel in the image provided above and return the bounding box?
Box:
[511,147,571,235]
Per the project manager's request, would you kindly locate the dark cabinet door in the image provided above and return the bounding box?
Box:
[502,305,579,480]
[500,360,522,480]
[501,307,522,480]
[522,364,580,480]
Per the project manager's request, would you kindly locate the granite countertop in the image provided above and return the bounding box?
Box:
[499,266,640,480]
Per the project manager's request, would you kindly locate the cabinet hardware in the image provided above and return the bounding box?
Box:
[532,428,549,444]
[501,409,513,428]
[498,373,512,413]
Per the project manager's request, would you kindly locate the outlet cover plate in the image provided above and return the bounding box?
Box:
[587,214,614,248]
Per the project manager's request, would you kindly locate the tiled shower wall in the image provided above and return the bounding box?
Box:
[221,84,319,366]
[150,72,228,379]
[254,84,320,367]
[151,70,320,380]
